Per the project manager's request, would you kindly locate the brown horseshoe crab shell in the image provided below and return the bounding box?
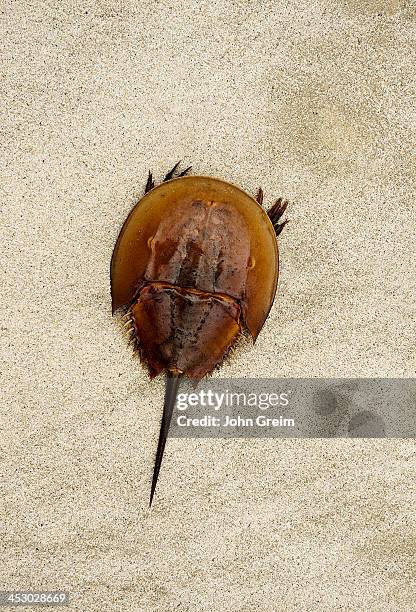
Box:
[111,176,279,351]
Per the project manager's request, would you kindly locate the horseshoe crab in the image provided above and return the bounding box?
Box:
[110,162,288,505]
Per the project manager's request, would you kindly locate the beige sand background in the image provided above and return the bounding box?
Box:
[1,1,415,610]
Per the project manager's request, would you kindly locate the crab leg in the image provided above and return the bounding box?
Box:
[144,170,155,194]
[267,197,289,236]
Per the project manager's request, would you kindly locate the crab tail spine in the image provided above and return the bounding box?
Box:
[149,373,181,507]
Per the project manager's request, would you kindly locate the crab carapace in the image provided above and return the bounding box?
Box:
[110,162,288,505]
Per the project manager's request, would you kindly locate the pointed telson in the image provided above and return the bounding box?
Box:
[149,374,181,507]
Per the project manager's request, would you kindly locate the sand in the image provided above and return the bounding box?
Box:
[1,1,415,610]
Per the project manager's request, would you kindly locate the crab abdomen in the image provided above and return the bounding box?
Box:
[131,283,241,379]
